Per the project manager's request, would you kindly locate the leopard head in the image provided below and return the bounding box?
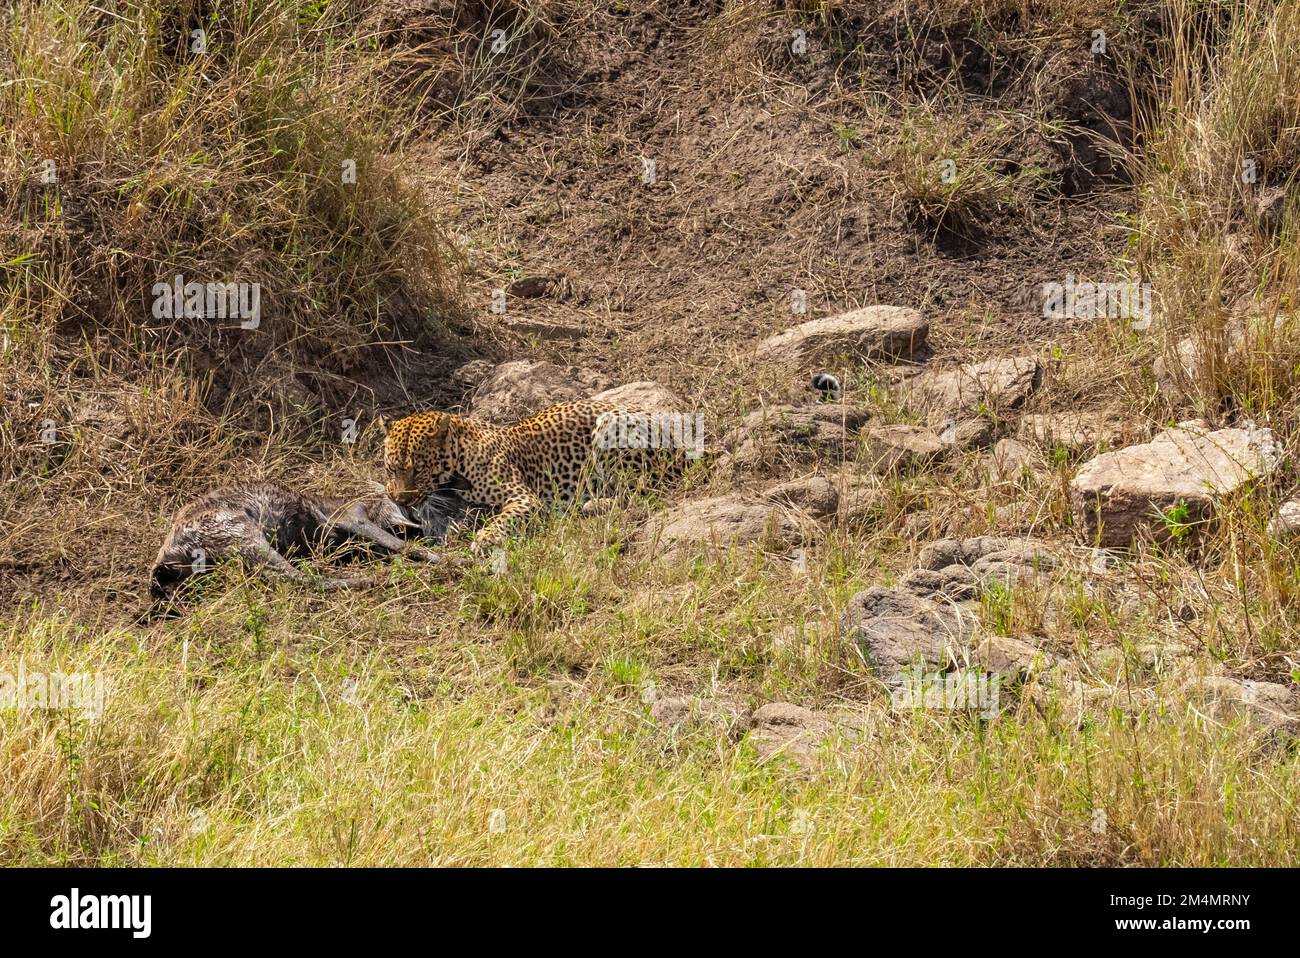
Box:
[380,412,457,505]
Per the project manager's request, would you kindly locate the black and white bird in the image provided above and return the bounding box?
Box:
[810,372,842,402]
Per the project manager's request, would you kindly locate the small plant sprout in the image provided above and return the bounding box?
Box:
[1160,500,1194,540]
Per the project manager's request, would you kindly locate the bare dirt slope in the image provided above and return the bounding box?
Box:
[399,1,1138,405]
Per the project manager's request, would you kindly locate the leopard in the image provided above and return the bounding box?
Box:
[381,399,692,552]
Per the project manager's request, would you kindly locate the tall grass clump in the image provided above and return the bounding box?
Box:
[0,0,462,380]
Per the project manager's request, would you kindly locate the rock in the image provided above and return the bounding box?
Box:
[470,360,609,423]
[498,315,586,342]
[901,564,978,600]
[986,438,1035,484]
[591,380,685,412]
[1070,422,1283,548]
[940,417,995,450]
[746,703,833,767]
[506,275,561,298]
[643,495,802,556]
[755,305,928,366]
[860,424,947,473]
[1182,675,1299,733]
[841,586,1051,685]
[839,586,975,677]
[836,474,881,525]
[1254,184,1289,235]
[649,695,741,732]
[452,359,494,391]
[1266,498,1300,541]
[911,536,1060,598]
[1019,411,1128,454]
[907,356,1040,418]
[722,403,871,472]
[763,476,839,518]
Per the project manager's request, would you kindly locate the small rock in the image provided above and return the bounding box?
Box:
[986,438,1035,484]
[722,403,872,472]
[1182,675,1299,733]
[1266,498,1300,541]
[763,476,839,518]
[746,702,834,767]
[860,424,947,473]
[643,494,802,557]
[1019,411,1129,454]
[649,695,741,732]
[908,356,1040,418]
[940,417,995,450]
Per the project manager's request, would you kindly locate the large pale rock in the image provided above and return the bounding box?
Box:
[1071,421,1282,547]
[591,381,685,412]
[755,306,928,366]
[643,495,802,556]
[470,360,609,423]
[908,356,1040,417]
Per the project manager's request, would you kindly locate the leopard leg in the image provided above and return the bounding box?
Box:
[471,490,542,555]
